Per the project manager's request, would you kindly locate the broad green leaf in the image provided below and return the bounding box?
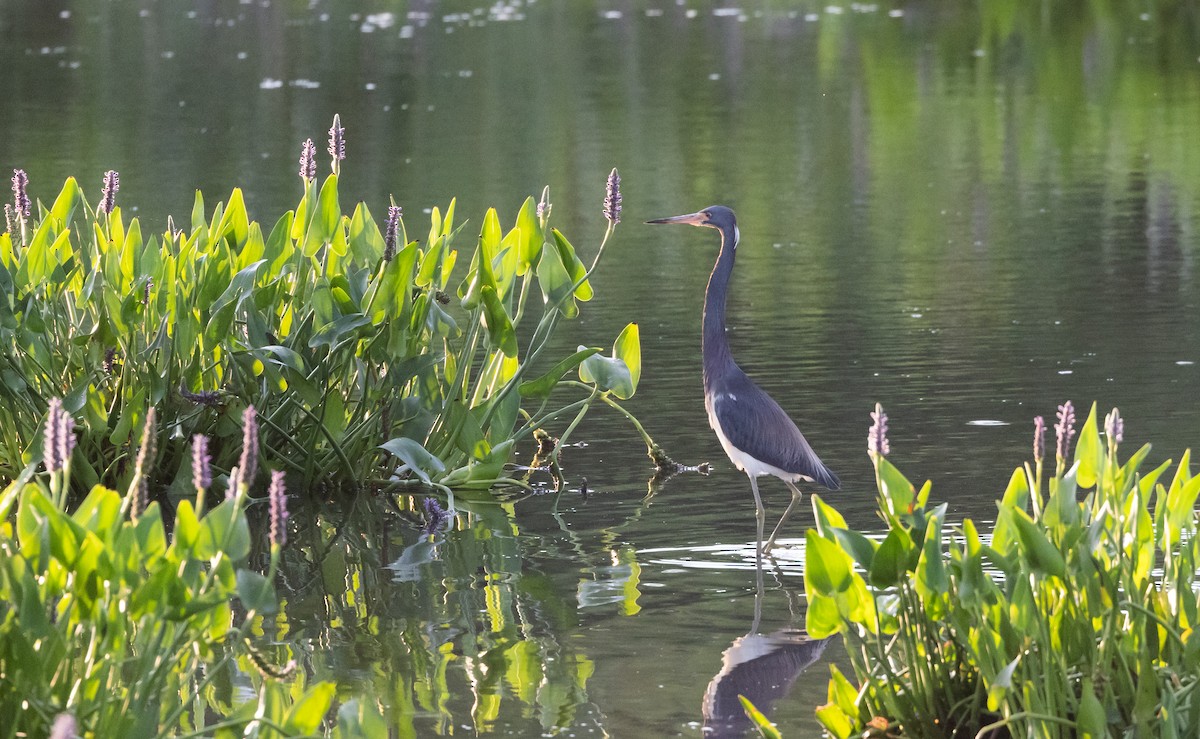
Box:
[1075,402,1102,488]
[236,568,277,613]
[1011,508,1065,579]
[870,526,913,588]
[578,349,634,399]
[613,322,641,395]
[480,286,517,357]
[303,174,341,256]
[551,228,592,300]
[284,682,338,734]
[519,348,601,399]
[379,438,445,484]
[515,196,544,275]
[536,236,578,318]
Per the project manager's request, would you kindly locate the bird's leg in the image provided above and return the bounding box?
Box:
[762,480,804,554]
[749,475,766,569]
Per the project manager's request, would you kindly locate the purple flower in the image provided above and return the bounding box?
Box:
[1105,409,1124,445]
[603,168,621,225]
[99,170,119,215]
[268,469,288,547]
[43,398,76,473]
[192,434,212,492]
[238,405,259,491]
[11,169,31,219]
[4,203,13,235]
[48,713,77,739]
[299,138,317,181]
[868,403,890,457]
[1055,401,1076,463]
[328,114,345,164]
[180,386,222,406]
[384,204,401,261]
[421,497,449,535]
[537,187,551,220]
[132,407,157,517]
[1033,415,1045,465]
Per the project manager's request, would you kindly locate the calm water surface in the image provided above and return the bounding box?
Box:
[5,0,1200,735]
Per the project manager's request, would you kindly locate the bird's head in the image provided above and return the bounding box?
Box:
[647,205,737,234]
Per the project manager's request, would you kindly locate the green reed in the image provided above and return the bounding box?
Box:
[807,402,1200,738]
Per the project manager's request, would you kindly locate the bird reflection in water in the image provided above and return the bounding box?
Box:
[700,580,832,737]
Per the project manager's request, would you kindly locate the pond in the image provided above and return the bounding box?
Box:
[4,0,1200,735]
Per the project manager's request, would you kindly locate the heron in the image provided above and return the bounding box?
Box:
[647,206,839,556]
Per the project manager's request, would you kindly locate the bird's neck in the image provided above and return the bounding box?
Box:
[702,228,737,390]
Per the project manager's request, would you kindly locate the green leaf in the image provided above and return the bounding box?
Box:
[235,569,277,614]
[284,682,338,734]
[613,322,641,395]
[303,174,341,256]
[551,229,592,301]
[987,656,1020,712]
[810,493,848,535]
[804,529,853,596]
[915,503,949,604]
[1077,677,1107,739]
[1075,401,1102,488]
[379,438,446,484]
[335,699,389,739]
[480,286,517,358]
[578,349,634,399]
[738,695,782,739]
[536,239,578,318]
[869,526,913,588]
[519,348,601,399]
[1011,508,1066,579]
[514,196,544,275]
[197,499,251,561]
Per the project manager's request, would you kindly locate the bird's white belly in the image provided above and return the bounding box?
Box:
[706,394,809,482]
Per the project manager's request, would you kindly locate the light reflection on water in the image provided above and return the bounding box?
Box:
[6,0,1200,735]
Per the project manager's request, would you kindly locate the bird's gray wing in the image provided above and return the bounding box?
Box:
[712,377,840,490]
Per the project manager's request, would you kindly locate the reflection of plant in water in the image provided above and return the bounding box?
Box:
[270,491,598,735]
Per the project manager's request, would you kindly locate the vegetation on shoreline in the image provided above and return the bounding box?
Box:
[807,402,1200,738]
[1,117,667,500]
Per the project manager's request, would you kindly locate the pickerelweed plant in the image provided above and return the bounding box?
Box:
[806,402,1200,738]
[0,403,378,738]
[0,117,668,497]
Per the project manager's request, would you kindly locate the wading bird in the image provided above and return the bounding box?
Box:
[647,206,839,556]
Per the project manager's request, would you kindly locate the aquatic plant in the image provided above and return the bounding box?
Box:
[0,404,373,737]
[806,403,1200,737]
[0,116,655,496]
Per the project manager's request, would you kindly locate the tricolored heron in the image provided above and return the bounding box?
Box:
[647,206,839,556]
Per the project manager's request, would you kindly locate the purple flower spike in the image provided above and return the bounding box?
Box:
[268,469,288,547]
[299,138,317,181]
[868,403,890,457]
[1055,401,1076,463]
[603,168,621,225]
[49,714,77,739]
[238,406,259,490]
[1105,409,1124,445]
[328,114,345,164]
[192,434,212,493]
[421,497,449,536]
[384,204,401,262]
[537,186,551,221]
[11,169,31,219]
[1033,415,1045,465]
[99,170,119,215]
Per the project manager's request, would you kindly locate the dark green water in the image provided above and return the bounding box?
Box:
[5,1,1200,735]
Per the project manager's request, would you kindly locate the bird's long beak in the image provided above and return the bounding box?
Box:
[646,211,707,226]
